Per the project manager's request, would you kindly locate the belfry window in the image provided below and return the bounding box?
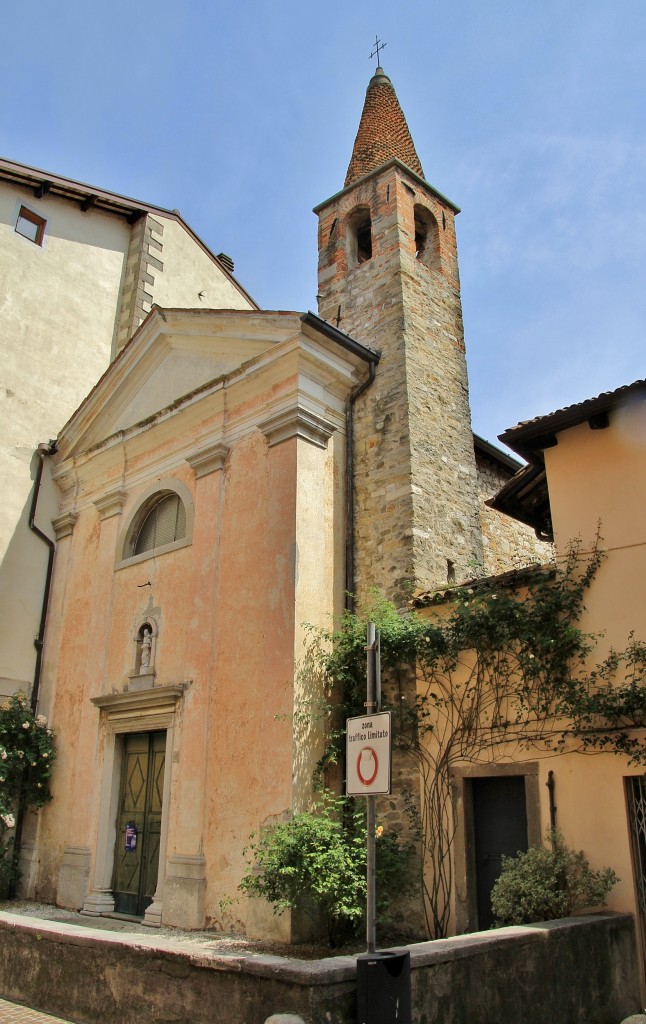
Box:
[414,204,440,270]
[348,207,372,268]
[133,492,186,556]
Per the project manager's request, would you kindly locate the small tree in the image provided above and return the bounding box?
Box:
[0,693,56,894]
[240,792,412,946]
[491,829,618,926]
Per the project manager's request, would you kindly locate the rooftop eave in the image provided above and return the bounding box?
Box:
[485,464,553,541]
[412,562,553,608]
[473,433,523,473]
[499,379,646,461]
[313,157,460,216]
[0,155,175,222]
[0,156,259,310]
[300,311,380,366]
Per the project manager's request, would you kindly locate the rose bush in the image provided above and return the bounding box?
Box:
[0,693,56,894]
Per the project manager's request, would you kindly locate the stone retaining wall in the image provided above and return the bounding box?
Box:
[0,912,639,1024]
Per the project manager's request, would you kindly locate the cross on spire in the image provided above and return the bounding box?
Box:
[369,35,386,67]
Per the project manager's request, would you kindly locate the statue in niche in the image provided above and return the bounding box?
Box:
[139,625,153,674]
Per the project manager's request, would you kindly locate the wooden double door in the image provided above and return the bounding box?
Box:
[112,731,166,917]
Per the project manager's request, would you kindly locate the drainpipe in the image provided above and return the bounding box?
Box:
[28,441,57,713]
[345,361,377,613]
[546,770,557,842]
[9,441,57,898]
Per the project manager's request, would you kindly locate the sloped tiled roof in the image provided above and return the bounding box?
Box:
[500,379,646,461]
[344,67,424,187]
[489,378,646,539]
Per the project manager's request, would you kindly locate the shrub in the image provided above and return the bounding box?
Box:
[0,693,56,895]
[240,792,412,946]
[491,829,618,927]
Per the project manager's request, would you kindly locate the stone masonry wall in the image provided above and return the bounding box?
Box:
[317,163,483,602]
[0,910,639,1024]
[476,451,552,576]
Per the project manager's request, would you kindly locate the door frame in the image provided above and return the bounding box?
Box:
[83,685,184,926]
[451,762,541,933]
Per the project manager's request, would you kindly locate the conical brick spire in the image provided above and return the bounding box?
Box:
[344,67,424,187]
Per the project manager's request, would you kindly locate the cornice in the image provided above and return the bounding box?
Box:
[93,488,127,520]
[91,684,187,713]
[258,407,336,449]
[186,443,229,478]
[313,157,460,215]
[51,511,78,540]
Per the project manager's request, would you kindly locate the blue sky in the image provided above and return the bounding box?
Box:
[2,0,644,447]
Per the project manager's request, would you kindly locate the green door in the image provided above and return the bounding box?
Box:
[112,731,165,917]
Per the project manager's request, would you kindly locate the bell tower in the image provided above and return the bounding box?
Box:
[315,65,483,599]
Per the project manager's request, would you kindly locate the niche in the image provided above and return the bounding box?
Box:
[129,620,158,689]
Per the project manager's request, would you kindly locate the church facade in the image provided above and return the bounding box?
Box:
[30,308,374,934]
[15,68,546,935]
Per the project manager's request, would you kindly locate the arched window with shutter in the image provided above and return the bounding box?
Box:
[117,480,194,567]
[133,492,186,556]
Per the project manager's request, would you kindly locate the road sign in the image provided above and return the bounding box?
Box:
[346,711,392,795]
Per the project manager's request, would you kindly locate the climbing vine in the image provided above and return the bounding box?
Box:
[304,538,646,939]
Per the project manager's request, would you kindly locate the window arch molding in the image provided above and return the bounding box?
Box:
[116,478,195,569]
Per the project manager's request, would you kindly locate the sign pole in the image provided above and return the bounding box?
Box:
[366,621,378,954]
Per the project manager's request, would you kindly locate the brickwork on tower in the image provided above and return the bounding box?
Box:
[345,67,424,186]
[316,151,483,601]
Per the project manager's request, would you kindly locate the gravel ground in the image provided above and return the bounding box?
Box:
[0,900,365,960]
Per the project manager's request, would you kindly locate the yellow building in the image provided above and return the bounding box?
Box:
[416,380,646,965]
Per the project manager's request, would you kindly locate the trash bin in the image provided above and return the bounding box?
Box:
[356,950,412,1024]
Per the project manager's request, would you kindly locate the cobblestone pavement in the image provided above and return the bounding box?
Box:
[0,1000,74,1024]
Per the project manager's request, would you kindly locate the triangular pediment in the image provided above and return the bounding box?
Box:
[59,307,304,457]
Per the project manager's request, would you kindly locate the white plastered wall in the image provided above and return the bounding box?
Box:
[149,219,254,312]
[0,184,131,694]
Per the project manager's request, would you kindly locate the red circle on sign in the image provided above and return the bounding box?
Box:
[357,746,379,786]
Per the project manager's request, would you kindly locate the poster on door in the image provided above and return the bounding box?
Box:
[125,824,138,853]
[345,711,392,796]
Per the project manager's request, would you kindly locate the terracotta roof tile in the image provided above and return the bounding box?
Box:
[500,379,646,459]
[345,67,424,187]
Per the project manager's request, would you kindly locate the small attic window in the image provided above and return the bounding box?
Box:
[348,207,372,268]
[15,206,46,246]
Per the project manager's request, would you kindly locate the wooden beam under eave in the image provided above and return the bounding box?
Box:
[80,194,98,213]
[34,180,52,199]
